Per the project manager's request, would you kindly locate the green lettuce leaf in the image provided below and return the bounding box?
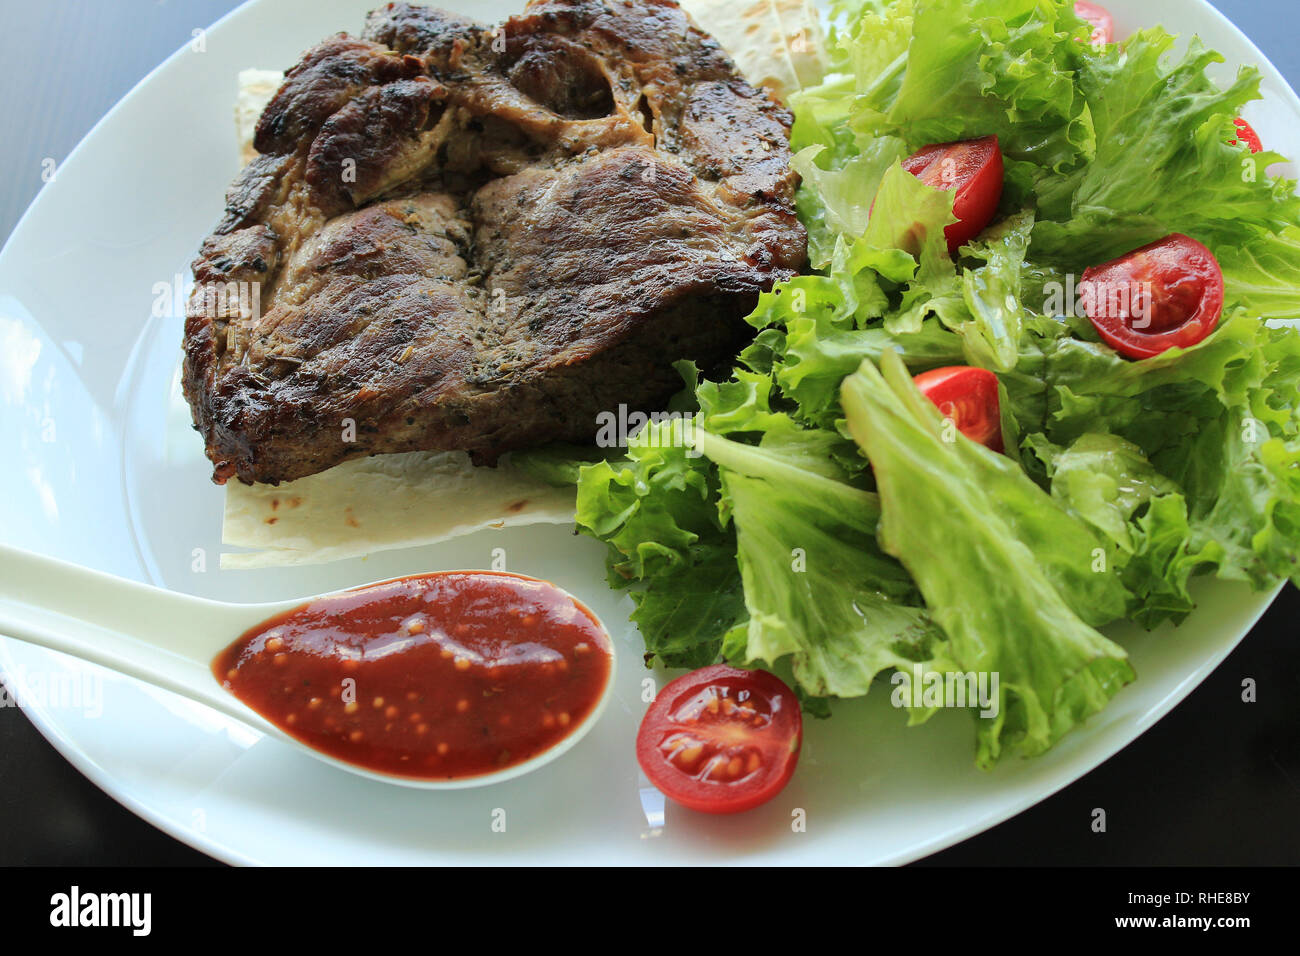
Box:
[696,429,950,700]
[575,419,743,667]
[1216,227,1300,318]
[842,349,1135,766]
[1029,27,1300,285]
[792,138,910,267]
[1009,311,1300,618]
[1028,432,1180,554]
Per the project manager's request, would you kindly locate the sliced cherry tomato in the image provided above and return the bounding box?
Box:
[1080,233,1224,360]
[901,135,1004,257]
[636,664,801,814]
[912,366,1004,453]
[1232,117,1263,153]
[1075,1,1114,46]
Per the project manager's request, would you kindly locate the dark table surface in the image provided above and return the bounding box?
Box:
[1,0,1297,866]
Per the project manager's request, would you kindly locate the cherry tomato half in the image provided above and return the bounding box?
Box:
[1080,234,1224,360]
[913,366,1004,452]
[901,135,1004,257]
[636,664,801,814]
[1232,117,1263,154]
[1075,1,1114,46]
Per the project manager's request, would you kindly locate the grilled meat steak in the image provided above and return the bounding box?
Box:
[183,0,807,485]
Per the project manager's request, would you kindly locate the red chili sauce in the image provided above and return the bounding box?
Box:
[212,572,613,780]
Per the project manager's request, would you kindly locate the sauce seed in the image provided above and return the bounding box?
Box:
[212,572,612,781]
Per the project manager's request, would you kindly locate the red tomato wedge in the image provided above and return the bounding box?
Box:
[1080,234,1225,360]
[1232,117,1263,153]
[901,135,1004,257]
[1075,1,1114,46]
[636,665,801,814]
[913,366,1004,452]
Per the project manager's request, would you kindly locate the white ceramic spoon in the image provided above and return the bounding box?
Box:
[0,543,615,789]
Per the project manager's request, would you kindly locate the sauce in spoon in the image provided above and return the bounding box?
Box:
[212,572,613,781]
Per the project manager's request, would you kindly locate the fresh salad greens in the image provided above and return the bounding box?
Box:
[569,0,1300,767]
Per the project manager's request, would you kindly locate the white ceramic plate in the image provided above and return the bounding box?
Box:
[0,0,1295,865]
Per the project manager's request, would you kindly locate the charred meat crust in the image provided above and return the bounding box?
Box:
[184,0,807,485]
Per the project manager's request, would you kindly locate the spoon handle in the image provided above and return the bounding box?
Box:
[0,543,261,719]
